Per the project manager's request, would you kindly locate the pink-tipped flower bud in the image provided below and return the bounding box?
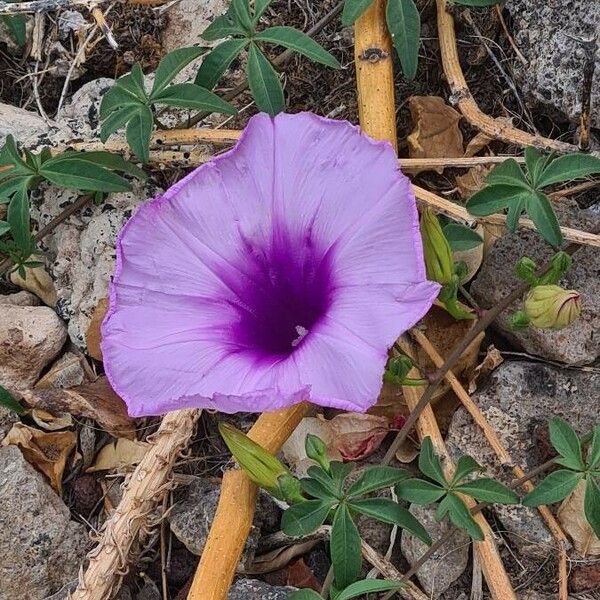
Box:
[524,285,582,330]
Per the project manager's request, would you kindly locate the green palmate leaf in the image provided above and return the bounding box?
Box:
[522,470,583,507]
[289,591,322,600]
[331,504,362,589]
[537,153,600,188]
[486,158,529,187]
[99,84,143,123]
[201,11,246,41]
[330,461,354,488]
[442,223,483,251]
[7,187,30,251]
[151,46,208,96]
[194,39,248,90]
[589,426,600,470]
[0,220,9,236]
[346,465,409,497]
[300,476,338,501]
[506,196,525,232]
[100,105,141,143]
[281,499,334,536]
[50,151,146,180]
[584,477,600,540]
[0,385,25,414]
[336,579,403,600]
[445,493,484,540]
[451,455,483,484]
[452,0,502,5]
[306,465,338,495]
[246,43,284,115]
[40,158,131,193]
[396,478,446,504]
[454,478,519,504]
[526,191,563,246]
[548,417,584,471]
[349,498,431,544]
[386,0,420,80]
[525,147,546,187]
[232,0,253,31]
[342,0,375,26]
[255,26,341,68]
[126,105,154,163]
[252,0,272,23]
[418,437,447,486]
[151,83,237,114]
[466,184,530,216]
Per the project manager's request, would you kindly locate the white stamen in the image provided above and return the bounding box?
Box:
[291,325,309,347]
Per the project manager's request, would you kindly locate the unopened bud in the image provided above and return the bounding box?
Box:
[524,285,582,330]
[420,208,454,285]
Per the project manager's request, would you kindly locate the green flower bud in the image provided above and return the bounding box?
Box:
[515,256,538,285]
[305,434,330,472]
[524,285,582,330]
[219,422,290,496]
[420,208,454,285]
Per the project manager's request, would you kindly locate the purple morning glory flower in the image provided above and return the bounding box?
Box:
[101,112,440,417]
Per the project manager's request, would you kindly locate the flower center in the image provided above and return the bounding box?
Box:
[229,234,334,358]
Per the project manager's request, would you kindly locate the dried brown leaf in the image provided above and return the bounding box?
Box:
[20,376,136,439]
[10,265,57,307]
[468,345,504,394]
[30,408,73,431]
[245,541,319,576]
[87,438,149,473]
[558,479,600,556]
[328,413,390,461]
[407,96,464,173]
[456,165,492,200]
[1,422,76,492]
[286,558,322,591]
[86,297,109,361]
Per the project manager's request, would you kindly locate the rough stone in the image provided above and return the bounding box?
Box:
[35,352,86,389]
[31,179,162,348]
[228,579,294,600]
[445,360,600,559]
[505,0,600,127]
[0,305,67,389]
[0,407,17,443]
[471,216,600,365]
[0,291,40,306]
[168,478,280,567]
[0,445,88,599]
[401,504,469,598]
[0,102,53,147]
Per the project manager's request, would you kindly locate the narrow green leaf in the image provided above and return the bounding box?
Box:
[386,0,421,80]
[331,504,362,589]
[526,191,563,246]
[246,43,284,115]
[396,478,446,504]
[252,0,272,23]
[451,455,484,485]
[486,158,529,187]
[505,196,525,232]
[152,83,237,114]
[100,105,141,143]
[445,493,484,540]
[346,466,409,497]
[435,493,452,520]
[342,0,375,26]
[466,185,529,216]
[281,499,334,536]
[232,0,253,30]
[537,153,600,188]
[99,83,143,121]
[201,12,246,41]
[306,465,338,496]
[588,426,600,470]
[300,476,338,501]
[549,417,584,471]
[584,477,600,540]
[288,591,322,600]
[0,385,25,415]
[1,14,27,46]
[50,151,145,180]
[442,223,483,251]
[330,461,354,492]
[0,175,33,203]
[0,220,9,236]
[522,470,583,507]
[451,0,503,5]
[40,158,131,193]
[194,39,248,90]
[255,26,340,68]
[0,135,32,175]
[126,105,153,163]
[349,498,431,544]
[151,46,208,96]
[418,437,448,486]
[130,63,147,97]
[454,478,519,504]
[336,579,403,600]
[7,187,30,251]
[524,147,545,187]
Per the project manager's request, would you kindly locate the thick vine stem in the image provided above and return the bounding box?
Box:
[435,0,579,155]
[396,338,517,600]
[187,402,310,600]
[71,409,201,600]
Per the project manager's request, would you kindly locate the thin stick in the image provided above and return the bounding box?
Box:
[187,402,310,600]
[576,37,597,152]
[495,5,527,65]
[0,0,102,13]
[71,409,201,600]
[410,329,570,599]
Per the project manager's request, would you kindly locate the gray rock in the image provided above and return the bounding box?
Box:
[0,406,18,442]
[471,223,600,365]
[445,360,600,559]
[35,351,86,389]
[168,478,279,568]
[505,0,600,127]
[31,179,161,348]
[401,504,469,598]
[0,305,67,389]
[0,445,88,599]
[228,579,294,600]
[0,291,40,306]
